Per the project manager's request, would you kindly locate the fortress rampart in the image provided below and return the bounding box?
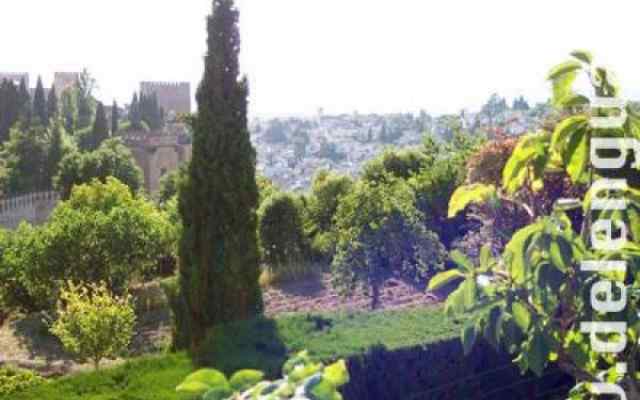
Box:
[0,191,61,230]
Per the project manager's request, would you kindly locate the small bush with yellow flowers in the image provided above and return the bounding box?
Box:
[0,367,46,396]
[50,281,136,371]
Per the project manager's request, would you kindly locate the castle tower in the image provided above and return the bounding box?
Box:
[140,81,191,116]
[126,134,192,193]
[53,72,80,95]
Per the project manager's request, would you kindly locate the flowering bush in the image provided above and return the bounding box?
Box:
[0,367,46,396]
[50,281,136,370]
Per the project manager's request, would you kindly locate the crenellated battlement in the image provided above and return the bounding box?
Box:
[0,191,60,230]
[140,81,190,89]
[123,132,180,148]
[140,81,191,115]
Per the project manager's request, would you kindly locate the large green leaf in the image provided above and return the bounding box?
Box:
[570,49,593,65]
[625,108,640,140]
[448,184,496,218]
[175,381,215,396]
[462,277,477,310]
[289,362,323,383]
[498,312,521,353]
[323,360,349,387]
[628,207,640,243]
[462,322,478,356]
[505,222,544,284]
[282,351,311,375]
[450,250,474,273]
[547,60,583,80]
[445,278,476,316]
[502,151,530,194]
[512,301,532,332]
[561,94,590,108]
[309,377,340,400]
[548,59,582,108]
[202,387,234,400]
[482,305,502,349]
[502,133,548,194]
[176,369,229,396]
[528,331,550,377]
[427,269,465,291]
[479,244,492,270]
[229,369,265,392]
[565,125,589,183]
[549,235,573,272]
[551,115,588,159]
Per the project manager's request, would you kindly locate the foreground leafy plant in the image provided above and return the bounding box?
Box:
[176,351,349,400]
[433,51,640,398]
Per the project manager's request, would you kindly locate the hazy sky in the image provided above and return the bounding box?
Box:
[3,0,640,117]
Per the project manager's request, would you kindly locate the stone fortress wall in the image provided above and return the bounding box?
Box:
[0,191,60,230]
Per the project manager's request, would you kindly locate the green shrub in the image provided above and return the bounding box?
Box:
[258,192,309,282]
[307,170,353,234]
[160,276,190,351]
[362,148,433,183]
[309,231,337,262]
[409,156,467,247]
[332,178,447,308]
[50,281,136,370]
[305,170,353,263]
[176,351,348,400]
[54,138,143,199]
[157,165,187,205]
[117,119,150,134]
[257,175,279,206]
[0,223,52,312]
[0,178,172,312]
[0,367,46,396]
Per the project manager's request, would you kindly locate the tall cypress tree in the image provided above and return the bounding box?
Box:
[111,100,119,135]
[0,80,20,143]
[76,70,95,130]
[33,76,48,126]
[18,78,32,127]
[85,101,109,151]
[47,120,65,188]
[130,93,141,130]
[48,87,59,121]
[178,0,262,351]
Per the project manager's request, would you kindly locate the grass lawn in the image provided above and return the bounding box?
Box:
[6,305,465,400]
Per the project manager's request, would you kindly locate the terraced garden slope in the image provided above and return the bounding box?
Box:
[5,306,463,400]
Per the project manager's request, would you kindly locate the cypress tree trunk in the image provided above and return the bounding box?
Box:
[178,0,262,353]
